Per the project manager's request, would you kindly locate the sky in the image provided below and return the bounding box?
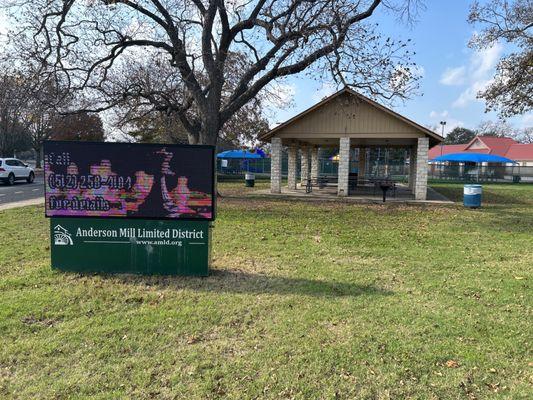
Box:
[0,1,531,138]
[271,1,532,136]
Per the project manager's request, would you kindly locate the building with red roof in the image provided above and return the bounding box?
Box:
[429,136,533,166]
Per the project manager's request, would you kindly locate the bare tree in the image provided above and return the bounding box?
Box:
[15,76,72,167]
[468,0,533,117]
[514,127,533,143]
[7,0,422,146]
[475,119,533,143]
[0,72,31,157]
[0,66,70,163]
[110,52,276,146]
[476,119,515,137]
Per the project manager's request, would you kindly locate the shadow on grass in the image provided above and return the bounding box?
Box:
[95,269,392,298]
[475,206,533,234]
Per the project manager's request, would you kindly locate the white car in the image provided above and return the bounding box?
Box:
[0,158,35,185]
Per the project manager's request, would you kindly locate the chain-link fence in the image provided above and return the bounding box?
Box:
[217,157,533,184]
[428,164,533,183]
[217,158,272,176]
[217,157,409,180]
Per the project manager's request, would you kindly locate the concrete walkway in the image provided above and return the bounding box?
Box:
[0,197,44,211]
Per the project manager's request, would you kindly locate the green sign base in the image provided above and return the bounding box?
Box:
[50,218,211,276]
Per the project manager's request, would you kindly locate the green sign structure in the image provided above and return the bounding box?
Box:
[51,218,211,276]
[44,141,216,276]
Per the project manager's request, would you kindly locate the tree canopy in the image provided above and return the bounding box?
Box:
[51,112,105,142]
[442,121,533,146]
[6,0,424,145]
[0,67,106,164]
[444,127,476,145]
[468,0,533,117]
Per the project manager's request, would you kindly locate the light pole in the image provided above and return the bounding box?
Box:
[439,121,447,157]
[439,121,447,137]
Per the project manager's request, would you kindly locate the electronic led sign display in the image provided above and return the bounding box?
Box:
[44,141,215,220]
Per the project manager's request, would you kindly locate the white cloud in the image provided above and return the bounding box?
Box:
[428,110,463,135]
[471,43,503,81]
[440,66,466,86]
[452,79,492,108]
[429,110,449,119]
[520,113,533,128]
[439,41,504,109]
[451,43,503,108]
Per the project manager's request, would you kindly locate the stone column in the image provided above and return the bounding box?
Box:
[311,146,319,181]
[409,146,417,191]
[414,137,429,200]
[300,145,310,186]
[270,137,282,193]
[338,137,350,196]
[358,147,366,183]
[287,143,298,190]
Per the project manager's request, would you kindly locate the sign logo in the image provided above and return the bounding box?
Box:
[53,224,73,245]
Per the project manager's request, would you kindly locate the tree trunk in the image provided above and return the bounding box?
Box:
[187,132,199,145]
[199,119,220,146]
[197,117,220,197]
[34,145,42,168]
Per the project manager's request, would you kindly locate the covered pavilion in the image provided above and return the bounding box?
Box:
[259,88,443,200]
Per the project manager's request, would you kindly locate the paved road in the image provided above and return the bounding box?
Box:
[0,177,44,206]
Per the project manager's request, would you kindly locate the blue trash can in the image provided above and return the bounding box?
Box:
[464,184,482,208]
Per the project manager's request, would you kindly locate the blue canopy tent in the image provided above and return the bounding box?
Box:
[431,152,517,182]
[217,150,264,159]
[431,152,516,164]
[217,149,266,173]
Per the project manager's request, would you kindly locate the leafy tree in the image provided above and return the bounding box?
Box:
[444,127,476,144]
[51,113,105,142]
[7,0,423,146]
[468,0,533,117]
[116,111,190,145]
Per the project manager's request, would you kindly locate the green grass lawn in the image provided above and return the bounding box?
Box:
[1,183,531,399]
